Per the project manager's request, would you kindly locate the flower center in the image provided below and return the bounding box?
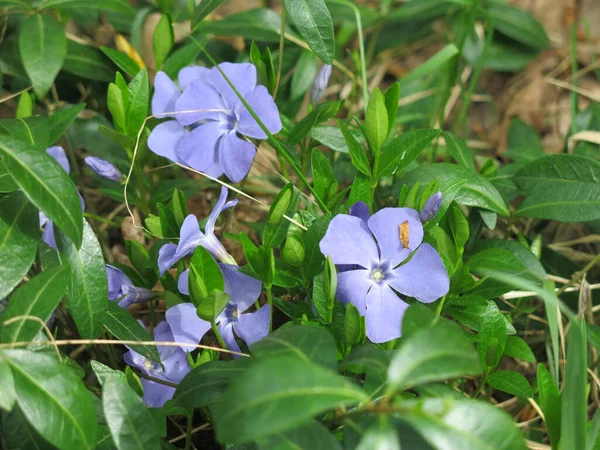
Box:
[143,359,156,371]
[371,268,385,283]
[224,112,239,131]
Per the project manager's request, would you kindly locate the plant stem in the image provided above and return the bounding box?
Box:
[273,8,286,99]
[185,412,193,450]
[211,321,228,350]
[266,286,273,332]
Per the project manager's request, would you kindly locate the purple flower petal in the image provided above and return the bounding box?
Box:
[220,263,262,313]
[335,269,373,315]
[177,269,190,295]
[174,80,225,126]
[41,220,56,249]
[205,187,238,236]
[157,215,203,275]
[161,349,191,383]
[148,120,186,162]
[152,71,180,116]
[84,156,122,181]
[388,243,449,303]
[310,64,332,103]
[219,130,256,183]
[368,208,423,268]
[319,214,379,268]
[209,62,257,109]
[349,201,370,224]
[165,303,212,352]
[177,122,225,173]
[106,265,132,301]
[46,146,70,173]
[141,379,175,408]
[178,66,210,91]
[158,243,178,276]
[153,321,176,360]
[234,303,270,347]
[236,85,282,139]
[365,284,409,343]
[219,321,241,353]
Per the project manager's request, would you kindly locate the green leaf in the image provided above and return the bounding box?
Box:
[398,163,509,215]
[263,184,299,249]
[383,82,400,136]
[0,116,50,151]
[291,50,319,100]
[302,213,331,282]
[0,355,16,411]
[387,322,480,392]
[588,410,600,450]
[56,220,107,338]
[561,319,587,450]
[48,103,86,145]
[258,421,342,450]
[152,14,174,69]
[173,359,250,408]
[188,246,224,301]
[251,325,337,371]
[0,136,83,247]
[19,14,67,98]
[514,154,600,222]
[487,370,533,398]
[365,88,388,154]
[283,0,335,64]
[311,149,338,204]
[504,117,544,164]
[349,172,372,209]
[339,120,370,176]
[487,4,549,49]
[103,301,161,363]
[504,336,536,363]
[537,363,561,447]
[63,40,114,82]
[103,377,161,450]
[162,42,203,80]
[1,404,56,449]
[399,43,458,86]
[38,0,135,15]
[101,46,141,79]
[0,192,39,299]
[444,131,474,171]
[377,129,441,179]
[309,126,351,153]
[126,69,149,138]
[357,418,400,450]
[191,0,227,29]
[476,301,507,370]
[214,356,368,444]
[16,91,32,119]
[4,349,97,449]
[399,397,527,450]
[91,360,128,386]
[288,100,343,145]
[1,266,70,344]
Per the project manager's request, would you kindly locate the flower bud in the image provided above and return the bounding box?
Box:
[419,191,443,222]
[85,156,123,182]
[310,64,332,103]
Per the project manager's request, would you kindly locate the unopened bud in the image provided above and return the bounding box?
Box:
[310,64,332,103]
[419,191,443,222]
[85,156,123,182]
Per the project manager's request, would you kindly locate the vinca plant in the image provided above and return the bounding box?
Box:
[0,0,599,449]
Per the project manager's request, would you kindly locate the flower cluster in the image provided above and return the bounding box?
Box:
[148,63,282,182]
[319,198,449,343]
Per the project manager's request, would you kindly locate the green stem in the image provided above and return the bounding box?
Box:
[435,295,447,317]
[266,286,273,332]
[185,412,193,450]
[133,165,149,216]
[211,321,228,350]
[569,24,579,135]
[273,8,286,99]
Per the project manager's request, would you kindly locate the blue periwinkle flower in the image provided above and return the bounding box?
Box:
[106,265,156,309]
[420,191,443,222]
[124,321,190,408]
[167,264,268,354]
[158,187,237,276]
[148,63,282,182]
[84,156,122,182]
[310,64,332,103]
[40,146,85,249]
[319,205,449,343]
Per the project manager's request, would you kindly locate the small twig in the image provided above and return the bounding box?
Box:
[2,316,62,361]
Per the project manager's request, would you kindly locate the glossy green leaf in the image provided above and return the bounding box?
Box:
[0,136,83,247]
[291,50,319,100]
[383,82,400,136]
[152,14,174,69]
[214,356,368,444]
[357,418,400,450]
[487,4,549,49]
[537,363,561,447]
[103,301,161,363]
[191,0,227,29]
[103,377,161,450]
[101,47,141,79]
[444,131,474,171]
[0,355,16,411]
[288,100,343,145]
[283,0,335,64]
[387,322,480,392]
[126,69,149,138]
[258,421,342,450]
[514,155,600,222]
[1,266,70,344]
[487,370,533,398]
[504,336,536,363]
[1,405,55,449]
[48,103,86,145]
[63,40,113,82]
[561,319,587,450]
[19,15,67,97]
[56,220,107,338]
[91,360,128,386]
[38,0,135,15]
[399,397,527,450]
[173,359,250,408]
[4,349,97,449]
[365,88,388,154]
[377,129,441,179]
[0,192,39,299]
[398,163,510,215]
[302,213,331,282]
[263,184,299,249]
[188,246,224,300]
[16,92,32,119]
[339,120,370,176]
[476,301,507,370]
